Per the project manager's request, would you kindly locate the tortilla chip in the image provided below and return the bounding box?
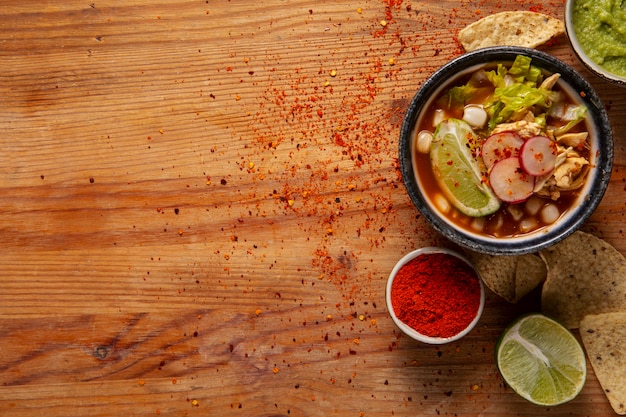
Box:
[580,312,626,415]
[540,231,626,329]
[458,11,565,52]
[514,254,547,301]
[463,251,546,303]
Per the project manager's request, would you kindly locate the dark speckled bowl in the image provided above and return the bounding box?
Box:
[399,46,613,255]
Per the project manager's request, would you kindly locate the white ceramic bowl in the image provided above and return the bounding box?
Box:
[385,247,485,344]
[564,0,626,87]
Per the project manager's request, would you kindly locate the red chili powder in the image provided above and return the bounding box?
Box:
[390,252,481,338]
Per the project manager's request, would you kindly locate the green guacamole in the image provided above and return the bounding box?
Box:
[572,0,626,77]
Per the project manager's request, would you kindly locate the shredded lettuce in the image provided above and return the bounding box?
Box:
[486,64,509,88]
[534,113,547,128]
[505,55,531,83]
[486,82,557,130]
[482,55,562,131]
[554,105,588,135]
[439,55,588,134]
[486,55,542,87]
[443,84,478,108]
[442,82,490,110]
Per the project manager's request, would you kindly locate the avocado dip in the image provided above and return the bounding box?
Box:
[571,0,626,78]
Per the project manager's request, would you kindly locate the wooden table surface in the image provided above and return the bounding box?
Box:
[1,1,624,416]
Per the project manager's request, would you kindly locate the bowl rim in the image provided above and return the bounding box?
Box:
[564,0,626,86]
[398,46,614,255]
[385,247,485,345]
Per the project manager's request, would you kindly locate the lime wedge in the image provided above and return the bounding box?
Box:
[496,314,587,406]
[430,119,500,217]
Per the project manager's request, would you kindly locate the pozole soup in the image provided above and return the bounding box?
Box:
[411,55,592,238]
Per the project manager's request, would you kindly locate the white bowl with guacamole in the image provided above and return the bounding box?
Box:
[565,0,626,86]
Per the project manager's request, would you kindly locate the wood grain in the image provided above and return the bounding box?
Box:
[0,0,624,415]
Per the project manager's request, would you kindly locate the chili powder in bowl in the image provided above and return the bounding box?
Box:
[385,247,485,344]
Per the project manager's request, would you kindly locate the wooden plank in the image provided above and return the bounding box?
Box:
[0,0,624,415]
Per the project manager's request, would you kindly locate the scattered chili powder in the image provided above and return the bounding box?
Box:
[390,252,481,338]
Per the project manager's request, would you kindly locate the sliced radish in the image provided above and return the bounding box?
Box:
[489,157,535,203]
[520,135,557,176]
[481,132,524,170]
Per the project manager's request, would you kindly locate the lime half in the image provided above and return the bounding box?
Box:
[496,314,587,406]
[430,119,500,217]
